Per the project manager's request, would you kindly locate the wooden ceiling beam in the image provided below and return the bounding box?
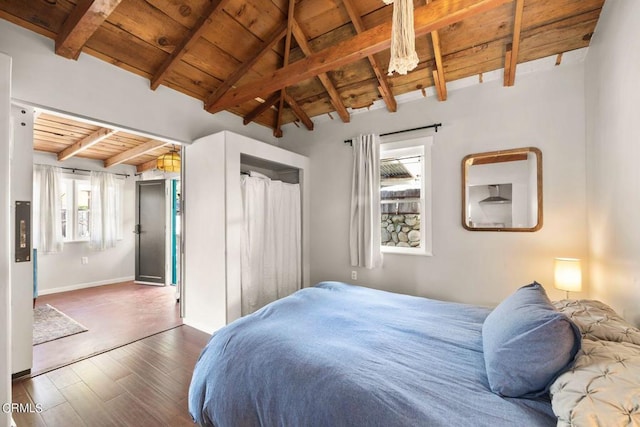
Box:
[274,0,296,139]
[291,19,350,123]
[284,91,313,131]
[274,91,285,137]
[55,0,124,59]
[504,0,525,86]
[208,0,511,113]
[204,21,288,111]
[57,127,117,161]
[151,0,231,90]
[430,30,448,101]
[103,139,167,168]
[432,69,443,101]
[342,0,397,112]
[136,159,158,174]
[243,92,280,126]
[504,43,513,86]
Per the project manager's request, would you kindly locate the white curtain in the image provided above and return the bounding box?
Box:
[33,165,64,253]
[270,181,302,298]
[89,171,119,250]
[350,134,382,269]
[240,175,301,315]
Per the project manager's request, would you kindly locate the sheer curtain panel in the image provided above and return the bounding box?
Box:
[350,134,382,269]
[34,165,64,253]
[89,171,119,250]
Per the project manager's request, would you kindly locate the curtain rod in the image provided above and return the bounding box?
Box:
[36,164,131,178]
[343,123,442,145]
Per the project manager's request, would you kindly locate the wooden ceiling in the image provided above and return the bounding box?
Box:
[34,112,177,173]
[1,0,604,139]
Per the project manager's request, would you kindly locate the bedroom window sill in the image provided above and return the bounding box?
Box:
[381,246,432,257]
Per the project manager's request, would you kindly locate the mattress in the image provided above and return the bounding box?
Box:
[189,281,556,426]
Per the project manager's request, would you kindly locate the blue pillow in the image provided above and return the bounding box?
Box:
[482,282,581,397]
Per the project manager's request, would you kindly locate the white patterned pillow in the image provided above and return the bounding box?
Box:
[550,339,640,426]
[553,299,640,345]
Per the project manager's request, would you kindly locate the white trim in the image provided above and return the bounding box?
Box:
[1,52,12,427]
[36,276,134,295]
[165,179,171,286]
[380,135,433,257]
[182,318,216,335]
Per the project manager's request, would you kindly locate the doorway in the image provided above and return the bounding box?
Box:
[22,106,185,375]
[135,179,166,285]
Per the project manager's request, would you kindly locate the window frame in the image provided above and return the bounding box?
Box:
[61,176,91,242]
[61,174,124,243]
[380,135,433,257]
[75,179,91,241]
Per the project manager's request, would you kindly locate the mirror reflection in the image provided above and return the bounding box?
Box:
[462,147,542,231]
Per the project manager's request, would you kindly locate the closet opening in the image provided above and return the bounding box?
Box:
[239,154,302,316]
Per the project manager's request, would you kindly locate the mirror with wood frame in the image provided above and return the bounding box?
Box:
[462,147,542,232]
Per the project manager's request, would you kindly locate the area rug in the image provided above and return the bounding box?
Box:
[33,304,88,346]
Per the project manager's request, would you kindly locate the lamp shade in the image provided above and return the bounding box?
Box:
[157,150,181,172]
[554,258,582,293]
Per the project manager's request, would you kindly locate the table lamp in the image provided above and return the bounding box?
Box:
[554,258,582,299]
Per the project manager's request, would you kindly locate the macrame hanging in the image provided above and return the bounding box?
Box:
[383,0,419,75]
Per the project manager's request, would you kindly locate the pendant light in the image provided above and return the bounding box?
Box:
[157,146,181,172]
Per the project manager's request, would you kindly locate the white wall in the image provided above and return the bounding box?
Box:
[10,106,33,375]
[280,63,588,307]
[584,1,640,325]
[32,152,136,294]
[0,52,12,427]
[183,132,226,333]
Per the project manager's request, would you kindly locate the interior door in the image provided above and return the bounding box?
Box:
[135,180,166,285]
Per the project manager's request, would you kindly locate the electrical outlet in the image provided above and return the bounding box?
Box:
[81,256,88,265]
[351,270,357,280]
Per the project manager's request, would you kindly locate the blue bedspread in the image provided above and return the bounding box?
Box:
[189,282,556,426]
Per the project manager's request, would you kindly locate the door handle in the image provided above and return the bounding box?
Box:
[133,224,141,234]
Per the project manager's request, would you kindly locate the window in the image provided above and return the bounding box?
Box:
[76,181,91,240]
[380,136,433,256]
[61,178,90,242]
[61,176,123,242]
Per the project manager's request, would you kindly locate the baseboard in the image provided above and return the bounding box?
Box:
[11,369,30,380]
[37,276,135,296]
[182,318,218,335]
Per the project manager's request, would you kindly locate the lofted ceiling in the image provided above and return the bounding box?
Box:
[1,0,604,143]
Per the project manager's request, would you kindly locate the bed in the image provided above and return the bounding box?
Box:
[189,281,640,427]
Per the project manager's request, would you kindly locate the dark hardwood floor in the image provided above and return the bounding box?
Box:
[33,281,182,376]
[12,325,211,427]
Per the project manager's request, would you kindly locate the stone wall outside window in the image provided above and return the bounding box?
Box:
[381,214,420,247]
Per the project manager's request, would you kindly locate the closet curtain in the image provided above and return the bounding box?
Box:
[89,171,119,250]
[240,175,301,315]
[33,165,64,253]
[349,134,382,269]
